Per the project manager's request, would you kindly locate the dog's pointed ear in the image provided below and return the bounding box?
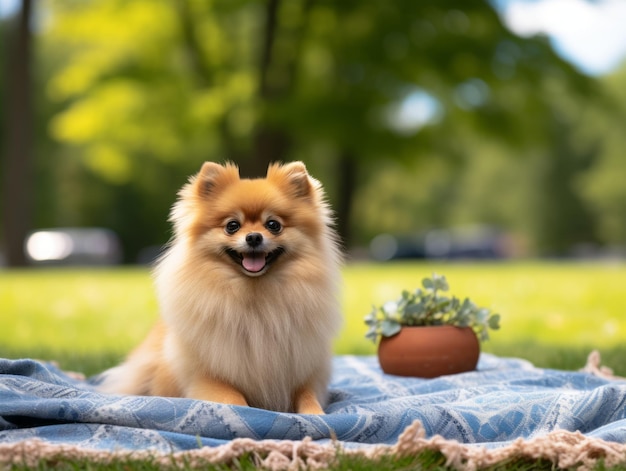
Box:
[197,162,224,196]
[195,161,239,198]
[268,161,314,198]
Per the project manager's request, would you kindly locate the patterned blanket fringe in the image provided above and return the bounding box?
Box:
[2,350,624,470]
[2,420,626,470]
[580,350,624,380]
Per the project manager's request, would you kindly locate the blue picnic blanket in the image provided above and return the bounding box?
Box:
[1,354,626,451]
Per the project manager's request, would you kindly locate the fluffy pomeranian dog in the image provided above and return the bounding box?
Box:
[98,161,342,414]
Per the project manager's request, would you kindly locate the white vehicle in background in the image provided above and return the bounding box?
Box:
[24,228,122,266]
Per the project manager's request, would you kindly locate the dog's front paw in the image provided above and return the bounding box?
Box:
[294,386,325,415]
[298,403,325,415]
[188,376,249,407]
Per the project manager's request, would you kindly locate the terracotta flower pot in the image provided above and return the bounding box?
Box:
[377,325,479,378]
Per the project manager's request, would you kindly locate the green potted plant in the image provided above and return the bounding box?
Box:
[364,274,500,377]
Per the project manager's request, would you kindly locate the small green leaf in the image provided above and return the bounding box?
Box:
[364,306,379,324]
[365,328,379,343]
[435,297,451,311]
[382,301,398,315]
[422,277,434,290]
[405,302,426,315]
[476,308,489,323]
[380,320,402,337]
[488,313,501,330]
[432,274,449,291]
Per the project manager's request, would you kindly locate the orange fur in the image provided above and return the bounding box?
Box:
[98,162,342,414]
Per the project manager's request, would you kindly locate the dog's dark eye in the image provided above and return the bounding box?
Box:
[265,220,282,234]
[225,220,240,235]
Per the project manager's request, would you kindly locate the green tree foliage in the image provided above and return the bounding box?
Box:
[15,0,620,261]
[40,0,227,259]
[578,67,626,247]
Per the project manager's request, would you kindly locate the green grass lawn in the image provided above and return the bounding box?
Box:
[1,260,625,376]
[2,261,626,470]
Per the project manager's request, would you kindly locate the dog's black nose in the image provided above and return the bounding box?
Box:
[245,232,263,248]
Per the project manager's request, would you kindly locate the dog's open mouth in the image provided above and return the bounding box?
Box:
[226,248,285,274]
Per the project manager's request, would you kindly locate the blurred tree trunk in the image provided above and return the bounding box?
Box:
[335,151,357,247]
[1,0,33,267]
[243,0,288,178]
[531,119,598,255]
[243,0,313,178]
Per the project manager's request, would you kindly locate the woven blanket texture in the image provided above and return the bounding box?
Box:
[1,353,626,469]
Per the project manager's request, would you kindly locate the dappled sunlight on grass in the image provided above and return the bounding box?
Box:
[0,268,157,356]
[2,262,625,370]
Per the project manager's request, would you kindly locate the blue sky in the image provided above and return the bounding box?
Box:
[495,0,626,75]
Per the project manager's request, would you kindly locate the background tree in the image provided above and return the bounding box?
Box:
[1,0,620,263]
[1,0,33,267]
[578,66,626,249]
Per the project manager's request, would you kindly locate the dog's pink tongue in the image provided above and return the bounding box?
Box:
[242,253,266,272]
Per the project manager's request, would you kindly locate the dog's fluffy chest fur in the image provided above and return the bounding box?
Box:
[156,243,340,411]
